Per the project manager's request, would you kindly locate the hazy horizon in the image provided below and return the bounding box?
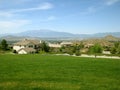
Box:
[0,29,120,35]
[0,0,120,34]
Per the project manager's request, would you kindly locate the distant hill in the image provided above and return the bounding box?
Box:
[93,32,120,37]
[0,30,120,41]
[16,30,76,37]
[16,30,120,38]
[103,35,120,41]
[0,35,35,41]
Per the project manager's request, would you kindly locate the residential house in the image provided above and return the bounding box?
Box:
[13,39,41,54]
[60,42,73,46]
[84,44,94,48]
[48,43,61,48]
[18,48,36,54]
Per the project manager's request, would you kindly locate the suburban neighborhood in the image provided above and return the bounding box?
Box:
[0,0,120,89]
[0,35,119,58]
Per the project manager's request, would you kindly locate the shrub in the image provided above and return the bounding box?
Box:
[13,50,17,54]
[75,50,81,56]
[67,49,73,55]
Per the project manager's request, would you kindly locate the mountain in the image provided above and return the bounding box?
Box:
[0,30,120,41]
[16,30,120,38]
[16,30,76,37]
[0,35,35,41]
[93,32,120,37]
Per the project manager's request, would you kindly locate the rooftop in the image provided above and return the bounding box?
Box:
[14,39,40,46]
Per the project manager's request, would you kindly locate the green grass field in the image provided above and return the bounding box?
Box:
[0,54,120,90]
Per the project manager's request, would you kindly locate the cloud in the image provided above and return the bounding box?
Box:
[80,0,119,15]
[11,2,54,13]
[0,2,54,18]
[0,0,33,5]
[38,16,57,22]
[0,20,30,28]
[105,0,120,5]
[0,12,14,17]
[79,6,97,15]
[47,16,57,21]
[38,2,54,10]
[0,20,30,32]
[12,0,33,4]
[80,0,120,15]
[86,7,96,13]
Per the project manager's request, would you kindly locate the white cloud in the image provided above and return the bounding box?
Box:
[79,0,119,15]
[38,2,54,10]
[87,7,96,13]
[0,12,14,17]
[0,20,29,27]
[0,2,54,18]
[11,2,54,13]
[38,16,57,22]
[79,6,97,15]
[47,16,57,21]
[0,0,33,5]
[0,20,30,33]
[105,0,120,5]
[12,0,33,4]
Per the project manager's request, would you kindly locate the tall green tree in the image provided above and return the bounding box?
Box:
[40,41,50,52]
[89,43,102,58]
[0,39,8,51]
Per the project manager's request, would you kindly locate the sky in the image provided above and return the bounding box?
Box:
[0,0,120,34]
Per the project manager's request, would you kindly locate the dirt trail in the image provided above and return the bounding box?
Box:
[55,54,120,59]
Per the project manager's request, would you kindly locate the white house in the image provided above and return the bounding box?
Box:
[48,41,73,48]
[18,48,36,54]
[84,44,94,48]
[60,42,73,46]
[13,39,41,54]
[48,43,61,48]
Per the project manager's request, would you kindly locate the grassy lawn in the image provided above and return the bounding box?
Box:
[0,54,120,90]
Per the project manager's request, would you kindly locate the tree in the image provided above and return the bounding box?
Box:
[114,42,119,48]
[0,39,8,51]
[110,47,116,54]
[72,44,81,53]
[89,43,102,58]
[110,41,120,55]
[40,41,50,52]
[117,45,120,54]
[67,49,73,55]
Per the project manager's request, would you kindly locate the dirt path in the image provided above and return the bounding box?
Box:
[55,54,120,59]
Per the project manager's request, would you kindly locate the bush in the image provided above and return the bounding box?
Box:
[75,50,81,56]
[110,47,116,54]
[13,50,17,54]
[67,49,73,55]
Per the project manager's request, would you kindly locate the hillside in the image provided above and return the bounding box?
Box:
[103,35,120,41]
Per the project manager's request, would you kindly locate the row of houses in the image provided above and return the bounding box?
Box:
[13,39,73,54]
[13,39,111,54]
